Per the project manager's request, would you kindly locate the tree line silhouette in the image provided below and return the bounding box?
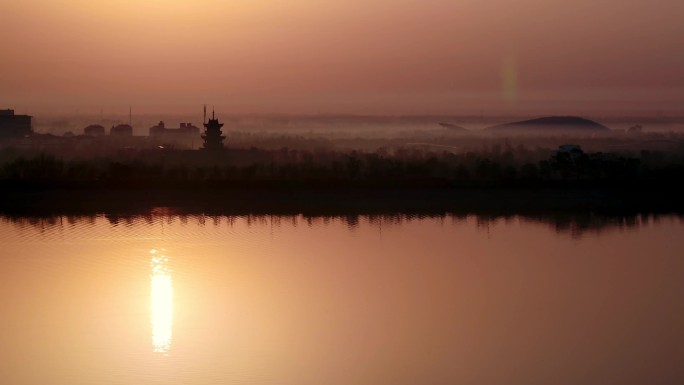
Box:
[1,146,683,190]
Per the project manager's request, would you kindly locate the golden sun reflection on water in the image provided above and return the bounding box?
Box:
[150,249,173,354]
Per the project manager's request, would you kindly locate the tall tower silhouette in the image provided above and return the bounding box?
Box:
[202,109,225,150]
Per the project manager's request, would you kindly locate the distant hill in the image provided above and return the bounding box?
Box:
[438,122,469,132]
[486,116,610,133]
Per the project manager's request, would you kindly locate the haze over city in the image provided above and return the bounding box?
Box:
[2,0,683,115]
[4,3,684,385]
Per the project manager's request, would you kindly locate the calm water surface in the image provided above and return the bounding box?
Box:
[1,214,683,385]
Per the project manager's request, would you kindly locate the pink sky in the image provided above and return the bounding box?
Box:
[2,0,682,115]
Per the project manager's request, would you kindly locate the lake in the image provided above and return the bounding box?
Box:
[1,213,683,384]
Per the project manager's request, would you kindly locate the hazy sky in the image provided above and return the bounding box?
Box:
[2,0,683,115]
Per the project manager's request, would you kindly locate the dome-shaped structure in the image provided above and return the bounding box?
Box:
[486,116,610,134]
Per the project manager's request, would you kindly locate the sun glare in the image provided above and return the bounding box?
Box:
[150,249,173,354]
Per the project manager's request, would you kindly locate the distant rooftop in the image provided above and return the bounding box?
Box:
[0,109,33,137]
[1,109,31,117]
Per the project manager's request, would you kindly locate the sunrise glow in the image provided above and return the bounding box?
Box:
[150,250,173,354]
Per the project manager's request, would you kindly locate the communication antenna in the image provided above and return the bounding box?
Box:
[212,106,215,120]
[203,104,207,124]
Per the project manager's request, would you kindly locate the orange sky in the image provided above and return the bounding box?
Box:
[2,0,683,115]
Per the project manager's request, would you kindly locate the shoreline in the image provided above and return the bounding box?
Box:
[2,186,682,216]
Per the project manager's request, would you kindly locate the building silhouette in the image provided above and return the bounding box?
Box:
[202,110,225,150]
[84,124,105,136]
[150,121,200,137]
[0,109,32,138]
[111,124,133,136]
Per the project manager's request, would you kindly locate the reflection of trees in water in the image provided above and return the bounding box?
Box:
[3,212,682,239]
[0,215,96,233]
[473,212,669,239]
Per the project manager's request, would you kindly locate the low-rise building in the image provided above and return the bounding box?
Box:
[84,124,106,136]
[0,109,33,138]
[149,121,200,137]
[111,124,133,136]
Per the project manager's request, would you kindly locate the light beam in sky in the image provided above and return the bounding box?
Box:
[501,55,519,104]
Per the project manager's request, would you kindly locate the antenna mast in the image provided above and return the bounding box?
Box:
[203,104,207,124]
